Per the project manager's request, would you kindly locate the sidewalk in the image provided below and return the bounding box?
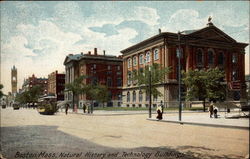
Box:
[148,112,249,130]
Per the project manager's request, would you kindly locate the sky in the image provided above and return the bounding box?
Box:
[0,1,249,94]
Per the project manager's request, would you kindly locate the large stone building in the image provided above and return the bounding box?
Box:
[121,21,248,108]
[64,48,123,108]
[48,71,65,101]
[11,65,17,95]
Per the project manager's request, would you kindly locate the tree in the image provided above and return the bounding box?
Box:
[133,63,171,101]
[65,75,87,108]
[182,68,226,112]
[0,84,3,98]
[16,86,43,107]
[92,85,109,107]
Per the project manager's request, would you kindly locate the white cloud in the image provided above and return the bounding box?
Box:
[166,9,206,32]
[1,18,138,93]
[131,6,160,26]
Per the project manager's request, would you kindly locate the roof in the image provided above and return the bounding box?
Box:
[64,53,122,65]
[120,23,248,54]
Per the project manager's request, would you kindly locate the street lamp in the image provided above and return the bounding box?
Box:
[149,66,152,118]
[177,31,182,121]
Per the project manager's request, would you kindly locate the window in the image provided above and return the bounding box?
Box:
[139,91,143,102]
[117,77,122,87]
[208,49,214,65]
[92,77,98,85]
[128,58,131,68]
[93,64,96,69]
[117,93,122,100]
[196,49,204,67]
[133,91,136,102]
[133,56,137,66]
[232,54,237,64]
[218,52,225,65]
[108,65,111,70]
[154,49,159,60]
[117,65,120,71]
[232,69,238,81]
[146,51,151,63]
[107,77,112,87]
[127,92,130,102]
[153,95,157,101]
[127,71,132,86]
[139,54,144,64]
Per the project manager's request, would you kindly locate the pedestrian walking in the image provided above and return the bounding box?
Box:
[156,103,163,120]
[160,100,164,114]
[65,104,69,115]
[83,104,86,113]
[214,106,218,118]
[209,102,214,118]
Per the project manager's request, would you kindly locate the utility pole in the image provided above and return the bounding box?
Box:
[149,66,152,118]
[177,31,182,121]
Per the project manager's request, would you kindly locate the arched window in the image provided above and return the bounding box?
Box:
[139,54,144,64]
[196,49,204,68]
[146,51,151,63]
[127,92,130,102]
[132,91,136,102]
[139,90,143,102]
[133,56,137,66]
[154,49,159,60]
[208,49,215,65]
[218,52,225,65]
[128,58,131,68]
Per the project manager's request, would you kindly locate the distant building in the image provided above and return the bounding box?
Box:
[48,71,65,101]
[22,74,48,95]
[121,21,248,107]
[11,65,17,95]
[64,48,123,108]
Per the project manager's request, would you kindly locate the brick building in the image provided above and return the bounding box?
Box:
[48,71,65,101]
[22,74,48,96]
[64,48,123,108]
[121,21,248,108]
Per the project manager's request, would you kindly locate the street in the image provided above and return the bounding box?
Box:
[1,107,249,159]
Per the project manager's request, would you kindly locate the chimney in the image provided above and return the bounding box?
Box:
[103,50,106,56]
[94,48,97,55]
[159,28,161,34]
[88,51,91,55]
[81,52,83,55]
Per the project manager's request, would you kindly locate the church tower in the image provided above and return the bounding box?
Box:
[11,65,17,94]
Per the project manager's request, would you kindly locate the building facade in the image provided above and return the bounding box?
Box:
[11,65,17,95]
[48,71,65,101]
[22,74,48,96]
[121,22,248,108]
[64,48,123,108]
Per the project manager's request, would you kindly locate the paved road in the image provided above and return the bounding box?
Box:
[1,108,249,159]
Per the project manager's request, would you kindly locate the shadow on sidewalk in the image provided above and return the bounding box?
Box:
[1,125,243,159]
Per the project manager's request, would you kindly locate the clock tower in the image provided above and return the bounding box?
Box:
[11,65,17,94]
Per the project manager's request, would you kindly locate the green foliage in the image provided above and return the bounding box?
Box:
[182,68,226,108]
[0,84,3,98]
[132,63,171,98]
[15,85,43,104]
[66,75,110,108]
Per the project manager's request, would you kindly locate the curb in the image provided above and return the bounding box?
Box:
[147,118,249,130]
